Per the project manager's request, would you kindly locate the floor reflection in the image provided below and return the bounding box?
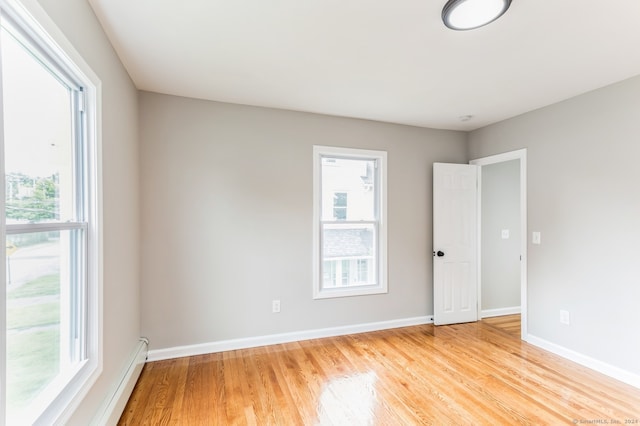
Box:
[317,371,377,425]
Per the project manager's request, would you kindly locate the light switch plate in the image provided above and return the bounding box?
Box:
[532,231,541,245]
[501,229,509,239]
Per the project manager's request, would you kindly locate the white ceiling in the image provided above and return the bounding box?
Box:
[88,0,640,131]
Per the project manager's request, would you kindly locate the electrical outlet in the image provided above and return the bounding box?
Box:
[272,300,281,313]
[560,310,570,325]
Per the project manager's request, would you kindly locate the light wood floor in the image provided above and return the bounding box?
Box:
[119,316,640,425]
[481,313,522,336]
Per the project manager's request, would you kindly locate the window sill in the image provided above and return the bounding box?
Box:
[313,285,388,300]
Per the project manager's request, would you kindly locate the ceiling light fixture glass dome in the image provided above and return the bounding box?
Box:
[442,0,512,31]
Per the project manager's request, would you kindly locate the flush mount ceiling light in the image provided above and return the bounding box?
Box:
[442,0,512,31]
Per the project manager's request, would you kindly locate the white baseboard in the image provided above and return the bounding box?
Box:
[148,315,433,362]
[527,334,640,390]
[481,306,521,318]
[91,338,149,426]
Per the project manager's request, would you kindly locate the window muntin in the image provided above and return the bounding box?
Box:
[1,6,99,424]
[313,146,387,299]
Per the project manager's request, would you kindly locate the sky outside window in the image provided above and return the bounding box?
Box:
[2,27,73,224]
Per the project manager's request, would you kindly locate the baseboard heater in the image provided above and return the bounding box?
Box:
[92,337,148,425]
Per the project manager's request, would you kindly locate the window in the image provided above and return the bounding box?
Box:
[313,146,387,299]
[1,2,101,424]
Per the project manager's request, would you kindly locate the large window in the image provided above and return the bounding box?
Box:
[313,146,387,299]
[1,2,101,424]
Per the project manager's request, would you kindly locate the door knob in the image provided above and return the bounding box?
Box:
[436,251,445,257]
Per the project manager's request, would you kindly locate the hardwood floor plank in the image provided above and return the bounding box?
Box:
[119,318,640,425]
[482,314,521,336]
[222,350,248,425]
[269,344,320,425]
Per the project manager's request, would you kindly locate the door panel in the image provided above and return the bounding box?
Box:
[433,163,478,325]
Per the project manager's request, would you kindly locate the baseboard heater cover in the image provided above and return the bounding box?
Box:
[92,337,148,425]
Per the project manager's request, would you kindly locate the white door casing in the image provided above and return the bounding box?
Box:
[433,163,478,325]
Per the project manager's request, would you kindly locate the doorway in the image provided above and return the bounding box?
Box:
[471,149,527,340]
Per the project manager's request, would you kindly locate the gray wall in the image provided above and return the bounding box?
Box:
[469,75,640,375]
[139,92,467,350]
[35,0,141,423]
[481,160,520,312]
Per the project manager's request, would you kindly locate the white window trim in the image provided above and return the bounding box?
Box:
[312,145,388,299]
[0,0,103,424]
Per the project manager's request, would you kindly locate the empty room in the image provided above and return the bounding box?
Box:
[1,0,640,424]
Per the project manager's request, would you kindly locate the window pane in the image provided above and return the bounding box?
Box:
[321,157,375,221]
[322,223,376,288]
[2,28,75,224]
[6,230,83,422]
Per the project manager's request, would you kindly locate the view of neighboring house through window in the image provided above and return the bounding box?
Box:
[1,7,100,423]
[313,146,387,299]
[333,192,347,220]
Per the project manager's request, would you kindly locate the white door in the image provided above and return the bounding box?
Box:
[433,163,478,325]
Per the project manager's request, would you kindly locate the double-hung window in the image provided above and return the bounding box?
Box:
[313,146,387,299]
[1,1,101,423]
